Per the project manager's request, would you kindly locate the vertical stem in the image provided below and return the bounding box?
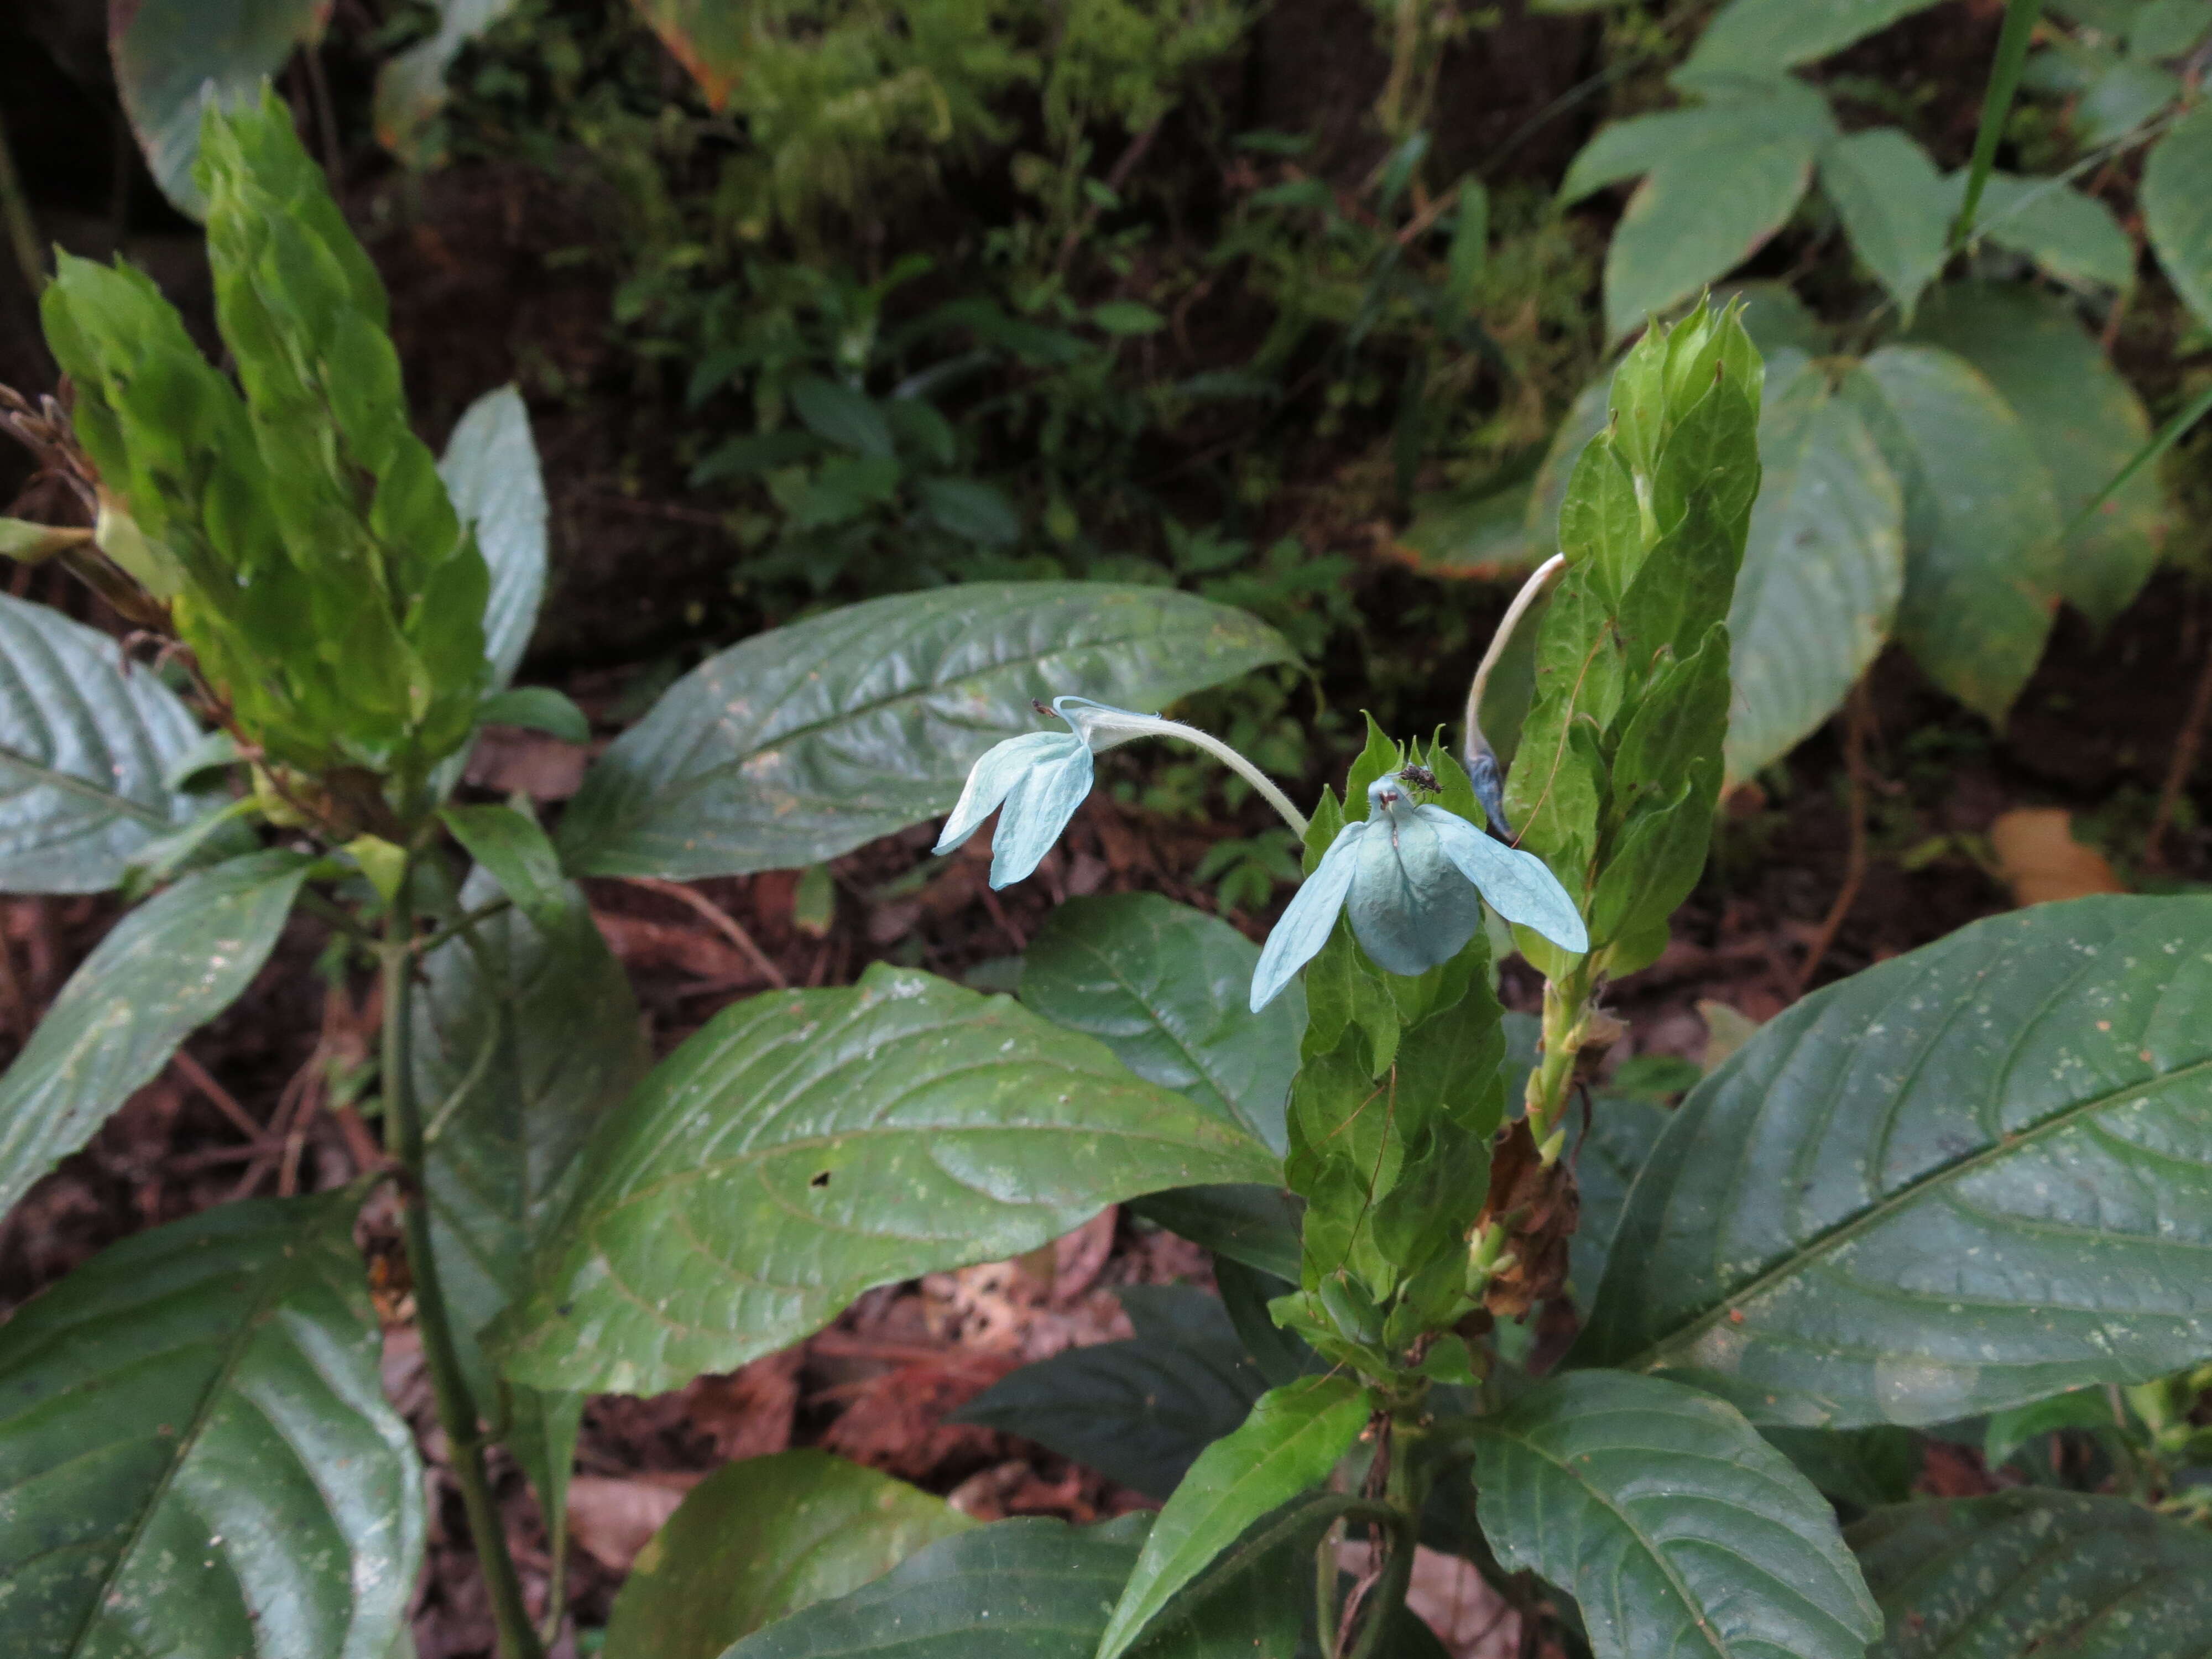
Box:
[1344,1418,1424,1659]
[382,914,545,1659]
[0,102,46,298]
[1950,0,2044,251]
[1523,959,1593,1165]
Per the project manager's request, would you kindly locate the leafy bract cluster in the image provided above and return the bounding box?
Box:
[43,91,488,788]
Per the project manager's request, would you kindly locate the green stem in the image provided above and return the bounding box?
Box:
[381,915,544,1659]
[1523,958,1593,1165]
[1344,1423,1423,1659]
[1950,0,2044,252]
[0,100,45,298]
[1463,552,1565,770]
[414,895,514,956]
[2058,379,2212,546]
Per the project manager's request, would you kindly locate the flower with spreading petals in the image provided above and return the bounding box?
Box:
[933,697,1152,889]
[1250,773,1587,1010]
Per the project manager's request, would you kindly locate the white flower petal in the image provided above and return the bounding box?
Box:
[934,731,1082,855]
[1417,804,1588,955]
[1249,822,1368,1011]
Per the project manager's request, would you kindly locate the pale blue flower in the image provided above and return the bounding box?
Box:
[934,697,1149,889]
[1250,774,1587,1010]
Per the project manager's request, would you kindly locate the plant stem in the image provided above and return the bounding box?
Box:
[0,101,46,298]
[1344,1420,1424,1659]
[1149,719,1311,838]
[1949,0,2044,251]
[380,914,544,1659]
[1462,552,1565,774]
[1523,957,1593,1165]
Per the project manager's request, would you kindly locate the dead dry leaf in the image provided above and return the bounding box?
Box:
[1989,808,2124,906]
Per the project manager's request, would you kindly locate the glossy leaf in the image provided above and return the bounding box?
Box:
[958,1286,1267,1501]
[413,865,649,1541]
[0,591,207,893]
[1851,1490,2212,1656]
[1683,0,1943,75]
[109,0,327,217]
[1603,139,1817,342]
[1575,896,2212,1428]
[374,0,521,163]
[0,1191,423,1658]
[1472,1371,1880,1659]
[0,850,307,1218]
[1567,1095,1671,1307]
[1021,893,1301,1157]
[2144,103,2212,330]
[1126,1183,1303,1282]
[1819,128,1950,320]
[494,964,1278,1394]
[1095,1375,1370,1659]
[1952,170,2138,293]
[439,384,546,690]
[605,1451,973,1659]
[1845,345,2062,722]
[725,1514,1298,1659]
[1724,353,1905,784]
[1908,283,2165,629]
[555,584,1291,880]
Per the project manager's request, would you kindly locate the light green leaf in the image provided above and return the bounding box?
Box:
[1819,128,1950,319]
[1091,301,1167,335]
[0,1191,423,1659]
[1020,893,1302,1157]
[2076,56,2183,145]
[1521,377,1614,559]
[1574,896,2212,1428]
[555,583,1292,880]
[791,376,896,458]
[439,384,546,690]
[2144,103,2212,329]
[440,804,571,930]
[1851,1490,2212,1656]
[493,963,1279,1394]
[0,591,207,893]
[724,1514,1298,1659]
[1683,0,1944,76]
[959,1286,1268,1501]
[606,1451,973,1659]
[109,0,327,217]
[917,477,1022,547]
[374,0,522,164]
[413,865,649,1551]
[1562,90,1828,204]
[2130,0,2212,57]
[1908,281,2166,628]
[1844,344,2062,722]
[1472,1371,1880,1659]
[477,685,590,743]
[1095,1375,1370,1659]
[1952,169,2138,292]
[0,851,307,1217]
[1603,139,1817,341]
[1724,353,1905,784]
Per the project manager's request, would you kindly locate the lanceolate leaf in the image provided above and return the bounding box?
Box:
[1471,1371,1880,1659]
[1021,894,1302,1157]
[1603,140,1817,342]
[724,1515,1300,1659]
[493,964,1279,1394]
[0,850,308,1218]
[0,1191,424,1659]
[0,592,207,893]
[604,1451,974,1659]
[438,384,546,690]
[958,1286,1268,1501]
[109,0,329,217]
[1725,352,1905,784]
[2143,103,2212,330]
[1845,345,2062,722]
[1095,1375,1370,1659]
[1908,283,2165,629]
[1575,896,2212,1428]
[1683,0,1944,76]
[555,585,1292,880]
[1851,1490,2212,1656]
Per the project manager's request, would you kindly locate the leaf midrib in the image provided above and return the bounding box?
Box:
[1632,1052,2212,1372]
[0,738,175,830]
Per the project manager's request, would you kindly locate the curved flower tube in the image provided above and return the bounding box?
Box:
[1249,774,1588,1011]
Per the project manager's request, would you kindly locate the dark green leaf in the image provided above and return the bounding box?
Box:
[1472,1370,1879,1659]
[1021,894,1301,1157]
[439,384,546,690]
[0,592,208,893]
[1561,79,1835,202]
[1908,282,2165,629]
[1567,1095,1671,1307]
[1097,1375,1370,1659]
[605,1451,973,1659]
[1574,896,2212,1428]
[724,1514,1298,1659]
[1952,170,2138,293]
[958,1286,1267,1501]
[1683,0,1944,75]
[478,685,590,744]
[1845,345,2062,721]
[791,377,896,458]
[555,584,1292,880]
[1091,301,1167,335]
[1850,1490,2212,1656]
[1603,140,1817,342]
[440,804,570,930]
[917,477,1022,547]
[0,1191,422,1658]
[1724,352,1905,783]
[1126,1185,1304,1282]
[1979,1386,2118,1470]
[109,0,327,216]
[493,964,1279,1394]
[1819,128,1950,320]
[1759,1425,1921,1513]
[2145,103,2212,330]
[2131,0,2212,57]
[0,850,307,1217]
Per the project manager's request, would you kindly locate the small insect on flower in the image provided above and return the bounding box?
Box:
[1249,775,1587,1010]
[1396,764,1440,795]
